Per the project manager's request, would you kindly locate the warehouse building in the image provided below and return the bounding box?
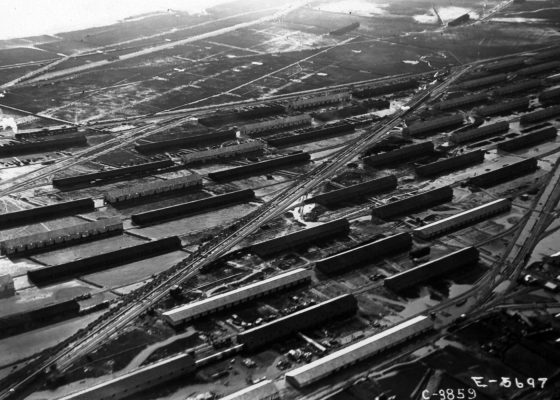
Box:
[0,218,122,255]
[497,127,557,152]
[454,73,508,90]
[249,218,349,257]
[363,142,434,166]
[267,122,355,147]
[415,150,485,177]
[288,92,350,110]
[517,61,560,77]
[0,275,15,299]
[384,247,479,292]
[239,114,311,136]
[237,294,358,351]
[134,130,237,153]
[449,121,509,144]
[520,105,560,125]
[208,152,311,181]
[352,79,418,99]
[131,189,255,225]
[484,58,526,73]
[467,158,538,187]
[304,175,397,206]
[219,380,279,400]
[492,79,543,96]
[403,114,464,137]
[14,125,78,140]
[313,104,369,122]
[0,134,87,157]
[28,236,182,285]
[413,199,511,240]
[53,160,174,189]
[448,13,470,26]
[371,186,453,220]
[539,87,560,104]
[475,97,529,117]
[0,198,94,228]
[162,268,312,326]
[315,232,412,275]
[104,174,202,203]
[181,142,264,165]
[433,93,488,111]
[0,297,80,335]
[57,353,196,400]
[285,315,433,388]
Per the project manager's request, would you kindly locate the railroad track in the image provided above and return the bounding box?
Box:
[0,64,471,400]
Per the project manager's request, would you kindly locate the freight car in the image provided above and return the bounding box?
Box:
[249,218,349,257]
[0,198,94,228]
[497,127,557,152]
[162,268,312,326]
[27,236,182,285]
[371,186,453,220]
[181,142,264,165]
[520,105,560,125]
[287,92,351,111]
[315,232,412,275]
[403,114,464,137]
[453,73,508,90]
[363,142,434,166]
[413,199,511,240]
[267,122,355,147]
[0,218,122,255]
[539,87,560,104]
[57,353,196,400]
[239,114,311,136]
[220,380,279,400]
[0,134,87,157]
[285,315,433,388]
[208,152,311,181]
[0,297,80,336]
[131,189,255,225]
[415,150,485,177]
[352,80,418,99]
[304,175,397,206]
[433,93,488,111]
[104,175,202,203]
[449,121,509,144]
[52,160,174,189]
[475,97,529,117]
[238,294,358,351]
[134,130,237,154]
[517,61,560,77]
[491,79,543,96]
[467,157,538,187]
[384,247,479,292]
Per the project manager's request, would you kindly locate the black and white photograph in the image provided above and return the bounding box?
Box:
[0,0,560,399]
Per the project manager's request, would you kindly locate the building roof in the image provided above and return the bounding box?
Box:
[219,380,279,400]
[285,315,432,387]
[162,268,311,324]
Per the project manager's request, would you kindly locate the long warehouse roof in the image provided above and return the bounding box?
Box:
[162,268,312,324]
[285,315,431,387]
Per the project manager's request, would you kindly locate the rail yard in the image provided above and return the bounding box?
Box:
[1,0,560,399]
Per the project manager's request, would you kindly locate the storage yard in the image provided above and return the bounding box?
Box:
[2,1,560,399]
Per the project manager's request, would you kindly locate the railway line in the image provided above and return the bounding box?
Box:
[0,63,471,400]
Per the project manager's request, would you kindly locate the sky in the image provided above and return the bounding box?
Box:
[0,0,232,40]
